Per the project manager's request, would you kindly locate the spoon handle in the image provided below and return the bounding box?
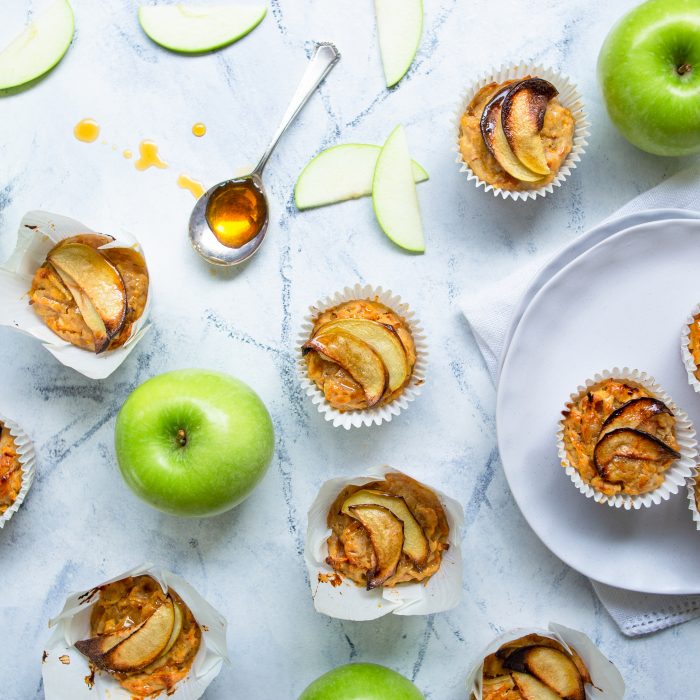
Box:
[252,42,340,176]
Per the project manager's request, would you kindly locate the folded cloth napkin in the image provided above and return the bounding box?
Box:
[461,164,700,636]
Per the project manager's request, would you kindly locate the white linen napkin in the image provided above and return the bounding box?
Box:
[461,164,700,636]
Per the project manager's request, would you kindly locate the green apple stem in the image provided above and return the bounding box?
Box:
[176,428,187,447]
[678,63,692,76]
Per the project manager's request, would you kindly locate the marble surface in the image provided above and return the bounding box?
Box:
[1,1,698,698]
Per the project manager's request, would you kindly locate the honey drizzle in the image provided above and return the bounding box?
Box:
[177,174,205,199]
[205,180,267,248]
[134,140,168,171]
[73,118,100,143]
[192,122,206,137]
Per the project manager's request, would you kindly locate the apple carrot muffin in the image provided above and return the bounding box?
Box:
[325,472,449,589]
[303,298,416,412]
[29,234,149,354]
[561,378,681,497]
[459,76,574,191]
[686,311,700,382]
[474,633,592,700]
[75,575,201,698]
[0,422,23,517]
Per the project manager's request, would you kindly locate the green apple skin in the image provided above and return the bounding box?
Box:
[598,0,700,156]
[298,663,424,700]
[115,369,274,517]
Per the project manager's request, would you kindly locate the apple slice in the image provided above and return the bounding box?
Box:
[511,672,562,700]
[48,243,127,340]
[480,86,544,183]
[304,331,387,407]
[294,144,428,210]
[374,0,423,87]
[100,599,175,672]
[315,319,408,393]
[138,4,267,54]
[504,646,585,700]
[502,78,558,175]
[342,489,429,566]
[75,620,147,662]
[348,504,404,589]
[140,598,184,673]
[0,0,74,90]
[372,125,425,253]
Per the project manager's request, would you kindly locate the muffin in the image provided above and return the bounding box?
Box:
[74,575,201,697]
[0,421,23,517]
[29,233,149,354]
[561,377,682,497]
[325,472,449,590]
[474,633,592,700]
[303,297,417,412]
[459,75,575,192]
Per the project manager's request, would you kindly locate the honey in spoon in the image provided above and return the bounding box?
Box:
[205,179,267,249]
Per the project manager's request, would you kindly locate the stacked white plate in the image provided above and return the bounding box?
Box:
[496,209,700,594]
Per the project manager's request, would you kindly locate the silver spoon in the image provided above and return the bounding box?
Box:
[189,42,341,266]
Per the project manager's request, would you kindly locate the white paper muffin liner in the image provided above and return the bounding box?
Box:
[305,466,463,621]
[0,413,35,529]
[0,211,152,379]
[465,623,625,700]
[680,302,700,395]
[42,563,229,700]
[297,284,427,429]
[688,475,700,531]
[557,368,697,510]
[452,63,590,201]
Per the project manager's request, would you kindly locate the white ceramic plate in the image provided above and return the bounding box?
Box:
[497,218,700,594]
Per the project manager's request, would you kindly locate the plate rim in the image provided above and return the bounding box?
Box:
[496,217,700,595]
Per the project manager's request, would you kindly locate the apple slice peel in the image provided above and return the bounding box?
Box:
[374,0,423,87]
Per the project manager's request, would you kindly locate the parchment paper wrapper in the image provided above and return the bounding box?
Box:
[465,623,625,700]
[305,466,463,621]
[0,211,151,379]
[297,284,427,429]
[452,63,590,201]
[557,368,697,510]
[0,413,35,529]
[680,303,700,395]
[42,563,228,700]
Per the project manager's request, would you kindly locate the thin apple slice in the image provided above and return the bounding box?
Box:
[342,489,428,566]
[502,78,558,175]
[511,671,562,700]
[374,0,423,87]
[372,125,425,253]
[0,0,74,90]
[600,397,675,445]
[47,265,111,353]
[138,4,267,54]
[480,86,544,183]
[48,242,127,339]
[100,599,175,672]
[304,331,387,407]
[505,646,584,700]
[75,620,147,662]
[140,598,184,673]
[294,144,429,210]
[315,319,408,393]
[348,504,404,589]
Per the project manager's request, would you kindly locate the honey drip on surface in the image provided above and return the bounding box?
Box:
[177,174,205,199]
[205,180,267,248]
[123,149,133,159]
[192,122,206,137]
[134,140,168,171]
[73,118,100,143]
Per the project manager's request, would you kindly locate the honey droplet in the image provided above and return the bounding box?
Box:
[73,118,100,143]
[134,140,168,171]
[192,122,206,137]
[205,180,267,249]
[177,174,205,200]
[123,149,133,159]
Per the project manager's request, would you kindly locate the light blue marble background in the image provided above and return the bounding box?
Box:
[1,1,698,698]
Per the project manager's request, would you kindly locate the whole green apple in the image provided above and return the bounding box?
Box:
[298,663,424,700]
[114,369,274,517]
[598,0,700,155]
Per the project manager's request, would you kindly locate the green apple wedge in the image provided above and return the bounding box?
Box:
[372,125,425,253]
[294,144,428,210]
[375,0,423,87]
[0,0,74,91]
[138,3,267,54]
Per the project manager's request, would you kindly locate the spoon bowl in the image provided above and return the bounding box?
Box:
[189,42,340,267]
